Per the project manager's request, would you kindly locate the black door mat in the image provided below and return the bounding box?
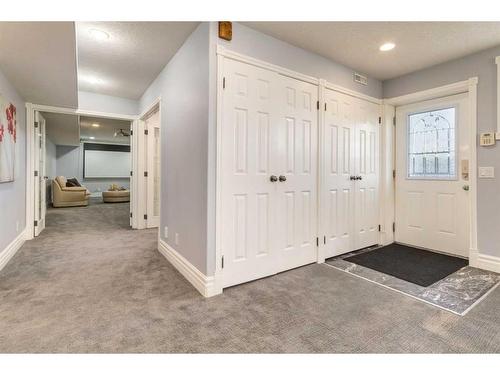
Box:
[344,243,468,287]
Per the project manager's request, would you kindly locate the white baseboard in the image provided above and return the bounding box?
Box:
[470,251,500,273]
[158,239,222,298]
[0,229,27,272]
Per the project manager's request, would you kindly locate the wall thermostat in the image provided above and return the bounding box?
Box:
[480,133,496,146]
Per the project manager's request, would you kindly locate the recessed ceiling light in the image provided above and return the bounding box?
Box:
[379,42,396,52]
[89,29,110,41]
[89,136,95,140]
[91,123,100,128]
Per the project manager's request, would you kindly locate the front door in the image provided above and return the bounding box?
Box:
[395,93,470,257]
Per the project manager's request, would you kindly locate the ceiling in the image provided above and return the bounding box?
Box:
[80,116,131,144]
[243,22,500,80]
[0,22,78,107]
[76,22,199,99]
[42,112,80,146]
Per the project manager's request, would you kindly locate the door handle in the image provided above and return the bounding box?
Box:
[350,176,356,181]
[279,175,287,182]
[463,185,470,191]
[270,175,278,182]
[357,176,363,180]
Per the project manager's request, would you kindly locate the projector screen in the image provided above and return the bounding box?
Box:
[84,148,130,178]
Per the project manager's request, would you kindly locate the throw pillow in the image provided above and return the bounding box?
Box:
[66,178,81,187]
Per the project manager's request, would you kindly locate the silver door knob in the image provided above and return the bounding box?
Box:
[357,176,363,180]
[350,176,356,181]
[463,185,470,191]
[270,175,278,182]
[279,175,287,182]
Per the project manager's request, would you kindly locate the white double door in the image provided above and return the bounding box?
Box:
[34,111,47,237]
[220,59,318,288]
[322,89,380,258]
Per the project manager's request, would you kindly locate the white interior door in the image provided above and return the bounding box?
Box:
[354,98,380,249]
[395,93,470,257]
[220,59,281,287]
[322,89,380,258]
[34,112,46,236]
[145,110,160,228]
[220,58,319,288]
[276,75,318,270]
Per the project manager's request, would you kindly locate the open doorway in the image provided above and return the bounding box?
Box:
[31,109,134,237]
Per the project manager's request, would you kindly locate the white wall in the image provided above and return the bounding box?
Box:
[78,91,139,116]
[56,144,130,194]
[0,68,26,251]
[139,23,210,275]
[383,45,500,260]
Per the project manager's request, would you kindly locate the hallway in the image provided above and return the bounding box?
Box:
[1,201,500,353]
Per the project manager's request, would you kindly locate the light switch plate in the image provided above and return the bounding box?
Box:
[479,166,495,178]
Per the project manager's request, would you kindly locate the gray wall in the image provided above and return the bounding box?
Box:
[78,91,139,116]
[0,68,26,251]
[139,23,210,275]
[383,45,500,258]
[56,144,130,195]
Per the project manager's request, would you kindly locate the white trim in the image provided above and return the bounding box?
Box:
[138,96,161,120]
[158,239,221,298]
[316,79,327,264]
[0,229,27,272]
[324,81,382,105]
[496,56,500,133]
[471,253,500,274]
[217,45,319,85]
[384,78,475,107]
[379,104,395,246]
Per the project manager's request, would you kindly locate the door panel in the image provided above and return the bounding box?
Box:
[220,59,280,287]
[395,93,470,257]
[146,109,160,228]
[277,76,318,270]
[34,112,46,237]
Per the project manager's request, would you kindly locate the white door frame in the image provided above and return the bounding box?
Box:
[214,46,384,293]
[383,77,478,261]
[136,97,162,230]
[25,103,137,239]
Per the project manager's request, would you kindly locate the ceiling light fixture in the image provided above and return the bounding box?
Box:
[379,42,396,52]
[89,136,95,140]
[91,123,100,128]
[89,29,110,41]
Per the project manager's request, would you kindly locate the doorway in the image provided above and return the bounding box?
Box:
[395,93,471,258]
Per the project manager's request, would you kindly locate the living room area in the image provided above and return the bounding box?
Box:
[42,111,132,227]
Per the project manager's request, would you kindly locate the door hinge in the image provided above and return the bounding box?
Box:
[130,171,133,177]
[324,235,326,245]
[130,129,133,136]
[34,121,39,128]
[144,214,148,220]
[144,129,148,135]
[316,101,320,110]
[324,103,327,111]
[316,237,319,247]
[392,222,396,233]
[223,77,226,89]
[144,171,148,177]
[221,255,224,269]
[130,212,132,218]
[34,170,38,177]
[34,220,38,227]
[378,116,382,124]
[392,170,396,178]
[393,116,396,126]
[378,224,381,232]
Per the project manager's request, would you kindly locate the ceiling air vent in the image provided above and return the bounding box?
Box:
[354,72,368,86]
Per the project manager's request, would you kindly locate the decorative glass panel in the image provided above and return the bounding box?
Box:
[407,107,456,179]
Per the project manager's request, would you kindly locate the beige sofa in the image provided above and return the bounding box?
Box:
[52,176,90,208]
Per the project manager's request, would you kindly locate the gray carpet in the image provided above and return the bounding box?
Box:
[1,200,499,353]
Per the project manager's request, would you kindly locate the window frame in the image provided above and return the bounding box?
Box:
[405,104,459,181]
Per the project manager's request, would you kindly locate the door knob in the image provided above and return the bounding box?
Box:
[279,175,287,182]
[270,175,278,182]
[357,176,363,180]
[463,185,470,191]
[350,176,356,181]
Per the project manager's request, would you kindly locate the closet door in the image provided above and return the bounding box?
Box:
[220,59,281,288]
[322,89,356,258]
[276,75,318,270]
[353,98,380,249]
